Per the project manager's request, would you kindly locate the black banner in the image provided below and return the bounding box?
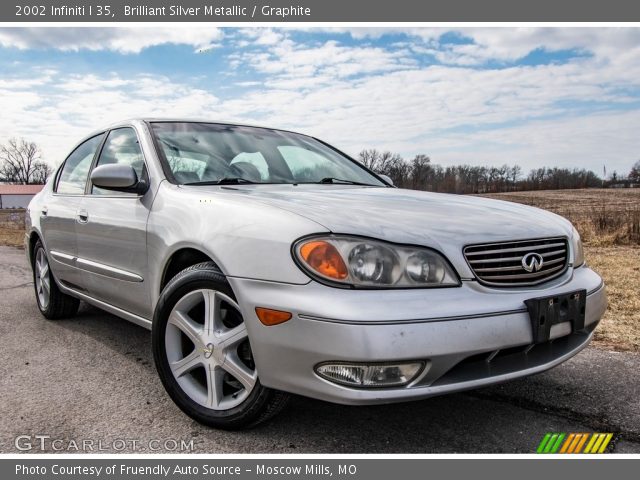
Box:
[5,0,640,22]
[3,459,640,480]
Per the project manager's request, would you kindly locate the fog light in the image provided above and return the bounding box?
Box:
[315,362,423,388]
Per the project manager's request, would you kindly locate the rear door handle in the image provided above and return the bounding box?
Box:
[41,206,48,216]
[77,209,89,223]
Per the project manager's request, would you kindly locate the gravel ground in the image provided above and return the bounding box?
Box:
[1,246,638,454]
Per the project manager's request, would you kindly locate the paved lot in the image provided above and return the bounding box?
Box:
[1,245,638,453]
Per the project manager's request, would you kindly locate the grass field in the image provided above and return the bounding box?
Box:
[481,188,640,246]
[1,188,638,351]
[585,246,640,351]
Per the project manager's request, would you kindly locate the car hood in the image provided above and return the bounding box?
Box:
[210,185,573,277]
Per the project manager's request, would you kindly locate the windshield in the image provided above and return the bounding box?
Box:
[150,122,385,186]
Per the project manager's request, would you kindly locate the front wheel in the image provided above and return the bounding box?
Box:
[152,262,289,429]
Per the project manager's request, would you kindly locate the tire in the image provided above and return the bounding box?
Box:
[32,240,80,320]
[152,262,289,430]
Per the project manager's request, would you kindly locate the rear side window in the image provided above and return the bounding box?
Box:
[91,128,146,195]
[56,134,104,194]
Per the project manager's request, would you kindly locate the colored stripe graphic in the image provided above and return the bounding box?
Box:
[566,433,582,453]
[537,433,613,453]
[598,434,614,453]
[559,433,575,453]
[574,433,590,453]
[585,433,605,453]
[571,433,589,453]
[584,433,598,453]
[550,433,565,453]
[584,433,614,453]
[537,433,552,453]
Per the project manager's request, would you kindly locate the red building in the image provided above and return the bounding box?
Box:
[0,184,44,209]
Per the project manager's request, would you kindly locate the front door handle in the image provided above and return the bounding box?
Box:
[77,209,89,223]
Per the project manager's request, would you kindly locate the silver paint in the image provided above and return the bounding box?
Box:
[25,118,607,405]
[90,163,139,189]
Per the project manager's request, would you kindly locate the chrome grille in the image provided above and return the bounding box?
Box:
[464,237,569,286]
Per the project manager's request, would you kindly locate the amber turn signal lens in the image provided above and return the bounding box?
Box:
[255,307,292,326]
[299,240,348,280]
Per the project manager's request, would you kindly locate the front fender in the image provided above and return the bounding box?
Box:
[147,183,326,308]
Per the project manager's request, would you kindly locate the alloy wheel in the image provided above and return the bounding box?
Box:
[34,248,51,309]
[164,289,257,410]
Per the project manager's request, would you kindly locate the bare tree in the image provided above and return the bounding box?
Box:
[629,160,640,183]
[0,138,52,184]
[357,149,402,173]
[31,161,53,184]
[357,149,382,171]
[358,149,410,186]
[409,154,432,190]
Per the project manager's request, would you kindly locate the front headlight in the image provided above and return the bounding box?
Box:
[571,227,585,267]
[293,235,460,288]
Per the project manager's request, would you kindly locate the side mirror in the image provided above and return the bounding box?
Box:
[91,164,147,194]
[379,174,394,186]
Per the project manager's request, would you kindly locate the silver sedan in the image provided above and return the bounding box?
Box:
[25,119,607,429]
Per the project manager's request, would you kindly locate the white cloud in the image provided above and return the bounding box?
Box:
[233,29,417,89]
[0,27,639,176]
[307,27,640,66]
[0,73,221,165]
[0,27,223,53]
[239,28,286,46]
[449,28,640,63]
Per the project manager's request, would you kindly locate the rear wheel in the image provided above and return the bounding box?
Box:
[32,240,80,319]
[152,262,289,429]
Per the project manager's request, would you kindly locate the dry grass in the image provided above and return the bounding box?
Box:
[481,188,640,246]
[0,209,25,248]
[585,246,640,352]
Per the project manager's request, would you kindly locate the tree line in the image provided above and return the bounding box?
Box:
[356,149,635,193]
[1,136,638,191]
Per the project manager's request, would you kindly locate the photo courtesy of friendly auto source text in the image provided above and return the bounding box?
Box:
[0,0,639,478]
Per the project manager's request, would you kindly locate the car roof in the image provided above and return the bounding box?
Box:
[92,118,309,138]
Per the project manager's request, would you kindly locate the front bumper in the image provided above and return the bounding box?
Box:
[228,266,606,405]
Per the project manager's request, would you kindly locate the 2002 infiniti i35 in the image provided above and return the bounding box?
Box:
[26,119,607,429]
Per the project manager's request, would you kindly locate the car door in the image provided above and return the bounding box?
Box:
[75,127,152,319]
[41,133,105,290]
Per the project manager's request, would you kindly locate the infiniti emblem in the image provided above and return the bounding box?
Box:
[203,343,214,359]
[522,252,544,273]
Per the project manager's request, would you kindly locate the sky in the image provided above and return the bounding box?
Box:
[0,27,639,176]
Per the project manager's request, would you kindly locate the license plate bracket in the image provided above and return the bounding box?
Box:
[524,289,587,344]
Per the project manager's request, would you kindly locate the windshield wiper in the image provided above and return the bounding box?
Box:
[318,177,376,186]
[184,177,257,186]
